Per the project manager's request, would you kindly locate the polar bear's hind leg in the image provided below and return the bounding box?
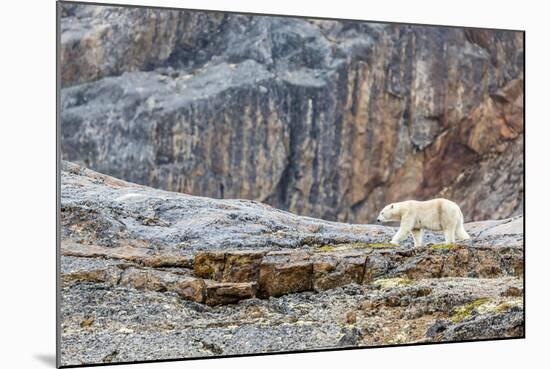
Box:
[444,229,456,244]
[456,223,470,240]
[455,208,470,240]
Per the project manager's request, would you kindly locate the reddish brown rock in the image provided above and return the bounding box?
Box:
[501,286,523,297]
[142,255,193,268]
[472,249,506,278]
[383,244,523,280]
[193,252,225,280]
[403,254,446,279]
[204,281,258,306]
[119,268,168,292]
[258,251,313,297]
[193,250,267,283]
[62,267,122,286]
[222,250,266,283]
[61,242,151,262]
[61,241,193,269]
[119,268,205,303]
[363,251,404,283]
[312,251,366,291]
[169,277,207,303]
[440,245,472,277]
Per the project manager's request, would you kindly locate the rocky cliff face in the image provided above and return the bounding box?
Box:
[60,161,524,366]
[59,3,524,223]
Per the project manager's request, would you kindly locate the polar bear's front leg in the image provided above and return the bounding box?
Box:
[411,229,424,247]
[391,215,414,245]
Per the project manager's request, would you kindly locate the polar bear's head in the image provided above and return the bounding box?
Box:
[376,203,401,223]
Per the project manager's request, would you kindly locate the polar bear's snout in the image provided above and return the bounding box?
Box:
[376,204,396,223]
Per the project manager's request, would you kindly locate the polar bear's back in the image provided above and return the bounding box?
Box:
[401,198,463,231]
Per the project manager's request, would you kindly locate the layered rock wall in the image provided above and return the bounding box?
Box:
[60,3,524,222]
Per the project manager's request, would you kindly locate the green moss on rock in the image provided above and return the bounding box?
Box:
[430,243,457,249]
[450,297,490,322]
[314,242,396,252]
[367,243,397,248]
[315,245,336,251]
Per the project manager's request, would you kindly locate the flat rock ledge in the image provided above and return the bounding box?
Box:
[62,240,522,306]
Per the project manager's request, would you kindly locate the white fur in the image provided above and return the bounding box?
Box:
[376,198,470,247]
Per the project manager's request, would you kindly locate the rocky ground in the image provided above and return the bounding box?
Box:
[59,162,524,366]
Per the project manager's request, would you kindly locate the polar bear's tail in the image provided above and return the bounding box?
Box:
[455,210,470,240]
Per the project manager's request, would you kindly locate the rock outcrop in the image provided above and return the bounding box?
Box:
[59,3,524,223]
[60,162,524,366]
[62,232,523,306]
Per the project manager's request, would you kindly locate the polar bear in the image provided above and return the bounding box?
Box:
[376,198,470,247]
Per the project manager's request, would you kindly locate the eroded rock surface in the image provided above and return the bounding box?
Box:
[60,163,524,366]
[59,3,524,223]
